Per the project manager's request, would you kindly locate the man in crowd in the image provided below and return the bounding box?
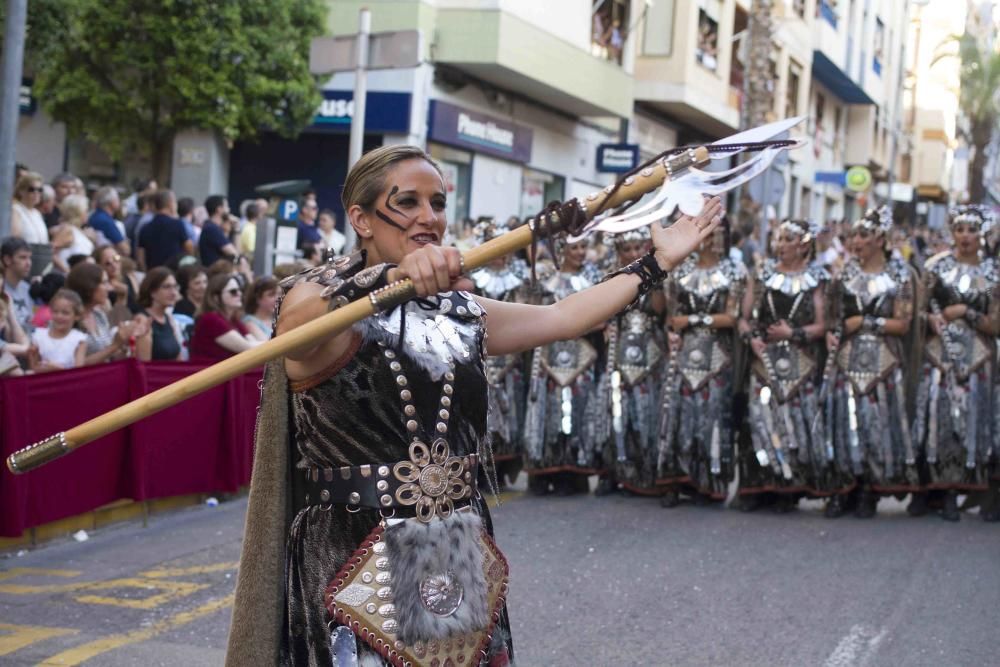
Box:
[126,190,156,255]
[296,198,321,249]
[178,196,198,242]
[1,237,33,333]
[199,194,238,266]
[88,186,131,257]
[138,189,194,269]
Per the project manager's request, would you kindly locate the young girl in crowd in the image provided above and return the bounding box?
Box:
[29,289,87,372]
[29,273,66,330]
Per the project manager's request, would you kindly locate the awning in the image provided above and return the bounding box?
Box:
[812,50,875,105]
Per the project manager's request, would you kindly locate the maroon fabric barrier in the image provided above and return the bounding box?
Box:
[0,359,263,537]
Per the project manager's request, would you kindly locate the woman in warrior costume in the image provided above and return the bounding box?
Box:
[522,237,606,496]
[910,205,1000,522]
[468,219,530,488]
[590,228,666,496]
[224,144,723,666]
[821,207,920,518]
[737,219,850,512]
[659,224,746,507]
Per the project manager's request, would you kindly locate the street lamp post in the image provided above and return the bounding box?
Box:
[0,0,28,239]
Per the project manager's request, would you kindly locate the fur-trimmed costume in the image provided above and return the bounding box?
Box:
[225,252,513,666]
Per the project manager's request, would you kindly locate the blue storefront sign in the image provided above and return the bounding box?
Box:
[311,90,411,133]
[596,143,639,173]
[814,171,846,187]
[427,100,533,163]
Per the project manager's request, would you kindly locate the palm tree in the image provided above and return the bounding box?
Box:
[934,33,1000,203]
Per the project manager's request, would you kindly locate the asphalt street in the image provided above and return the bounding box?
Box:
[2,484,998,666]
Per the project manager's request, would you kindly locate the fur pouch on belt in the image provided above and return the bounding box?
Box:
[382,511,488,645]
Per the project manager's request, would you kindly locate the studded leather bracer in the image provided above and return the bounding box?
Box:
[277,250,394,311]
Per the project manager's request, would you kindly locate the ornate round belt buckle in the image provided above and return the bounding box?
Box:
[420,570,464,617]
[688,349,705,365]
[775,357,792,377]
[555,349,573,366]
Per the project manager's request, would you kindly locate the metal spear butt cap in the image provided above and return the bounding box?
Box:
[6,432,69,474]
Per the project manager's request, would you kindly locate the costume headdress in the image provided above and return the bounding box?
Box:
[950,205,995,235]
[472,218,504,245]
[852,205,893,235]
[611,227,650,249]
[777,218,819,243]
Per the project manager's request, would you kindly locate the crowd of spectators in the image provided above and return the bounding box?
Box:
[0,166,345,377]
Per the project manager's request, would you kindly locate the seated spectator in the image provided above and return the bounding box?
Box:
[29,272,66,329]
[242,276,278,341]
[88,187,130,257]
[317,209,346,255]
[66,262,146,365]
[0,293,29,375]
[189,273,260,362]
[10,171,49,245]
[1,237,34,332]
[174,264,207,317]
[28,288,87,373]
[116,256,145,321]
[51,194,95,274]
[46,172,77,228]
[198,195,238,266]
[138,189,194,270]
[135,267,184,361]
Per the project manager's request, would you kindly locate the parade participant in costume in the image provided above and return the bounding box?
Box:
[659,223,746,506]
[738,219,848,512]
[911,205,1000,522]
[224,144,723,666]
[469,219,530,487]
[821,207,919,518]
[522,237,605,496]
[589,228,666,496]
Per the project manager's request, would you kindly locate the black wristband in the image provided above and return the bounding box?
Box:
[791,327,807,344]
[603,251,668,309]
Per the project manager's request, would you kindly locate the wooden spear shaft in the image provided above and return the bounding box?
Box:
[6,147,709,475]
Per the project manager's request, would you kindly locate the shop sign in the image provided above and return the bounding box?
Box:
[428,101,532,163]
[596,143,639,173]
[311,90,411,133]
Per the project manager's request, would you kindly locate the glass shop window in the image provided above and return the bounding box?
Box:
[785,59,802,119]
[429,143,471,239]
[520,169,565,220]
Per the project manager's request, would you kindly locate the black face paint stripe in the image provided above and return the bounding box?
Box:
[376,209,407,231]
[374,185,409,231]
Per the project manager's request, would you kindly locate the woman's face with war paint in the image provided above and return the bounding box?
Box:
[952,223,981,258]
[355,158,448,265]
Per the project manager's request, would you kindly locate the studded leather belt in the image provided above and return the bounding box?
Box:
[302,450,479,517]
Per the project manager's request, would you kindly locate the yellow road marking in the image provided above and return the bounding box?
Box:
[73,578,208,610]
[140,561,239,579]
[37,593,234,666]
[0,568,86,595]
[0,624,78,657]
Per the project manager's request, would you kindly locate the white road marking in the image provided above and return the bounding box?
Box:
[824,624,887,667]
